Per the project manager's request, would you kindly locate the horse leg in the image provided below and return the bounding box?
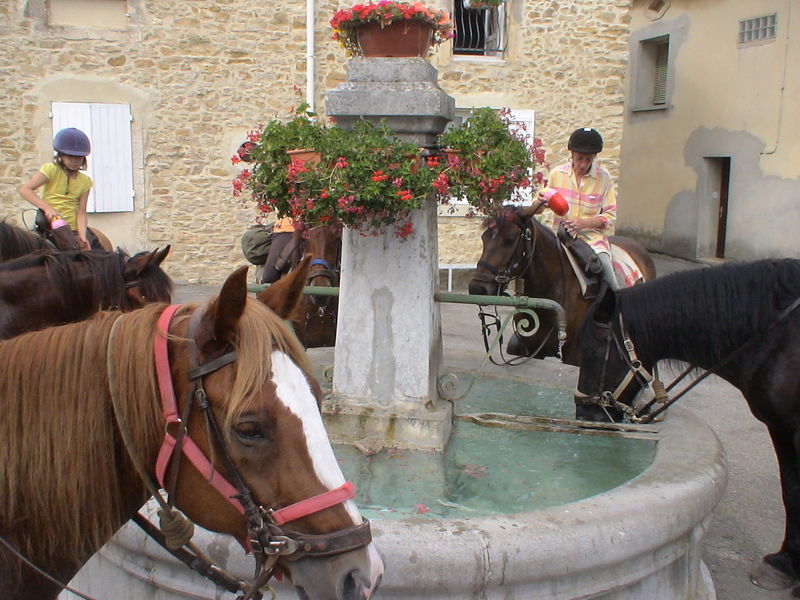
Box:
[751,424,800,591]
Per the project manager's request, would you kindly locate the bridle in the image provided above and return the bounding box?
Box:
[472,216,535,296]
[574,314,659,423]
[473,207,569,365]
[126,305,371,599]
[576,294,800,424]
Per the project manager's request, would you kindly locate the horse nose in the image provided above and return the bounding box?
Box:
[312,294,330,309]
[341,569,382,600]
[468,280,491,295]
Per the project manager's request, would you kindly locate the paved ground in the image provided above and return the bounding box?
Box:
[173,252,791,600]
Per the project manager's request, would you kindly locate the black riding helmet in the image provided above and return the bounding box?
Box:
[568,128,603,154]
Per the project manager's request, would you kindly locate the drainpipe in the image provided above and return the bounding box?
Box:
[306,0,315,112]
[761,0,791,155]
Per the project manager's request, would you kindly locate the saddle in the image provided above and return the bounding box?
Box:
[557,223,603,299]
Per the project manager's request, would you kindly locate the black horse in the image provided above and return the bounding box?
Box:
[573,258,800,594]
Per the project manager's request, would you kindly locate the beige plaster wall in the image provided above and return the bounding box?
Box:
[619,0,800,261]
[1,0,631,283]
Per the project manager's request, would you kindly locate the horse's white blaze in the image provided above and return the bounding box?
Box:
[270,351,362,523]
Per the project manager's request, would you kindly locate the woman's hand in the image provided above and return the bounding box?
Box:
[562,217,605,236]
[78,235,91,251]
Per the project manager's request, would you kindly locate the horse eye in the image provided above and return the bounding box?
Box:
[234,421,269,441]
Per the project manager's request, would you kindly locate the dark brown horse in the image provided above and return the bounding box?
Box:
[468,205,656,365]
[0,261,382,600]
[572,259,800,596]
[0,247,172,340]
[0,219,113,261]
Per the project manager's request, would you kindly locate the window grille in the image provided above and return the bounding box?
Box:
[738,14,777,44]
[453,0,506,57]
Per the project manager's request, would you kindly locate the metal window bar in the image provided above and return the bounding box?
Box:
[453,1,506,56]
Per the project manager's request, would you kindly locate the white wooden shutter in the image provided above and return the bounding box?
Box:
[51,102,134,212]
[508,108,535,204]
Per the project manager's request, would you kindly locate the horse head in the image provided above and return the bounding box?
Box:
[159,258,382,599]
[468,205,538,296]
[574,285,651,422]
[303,225,341,310]
[121,246,173,307]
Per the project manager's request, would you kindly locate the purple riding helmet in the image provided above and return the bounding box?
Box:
[53,127,92,157]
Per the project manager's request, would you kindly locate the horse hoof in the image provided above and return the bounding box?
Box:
[750,557,797,590]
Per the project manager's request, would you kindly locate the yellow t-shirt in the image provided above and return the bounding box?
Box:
[39,162,93,230]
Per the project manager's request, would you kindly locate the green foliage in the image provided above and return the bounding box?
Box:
[436,107,536,215]
[232,104,545,237]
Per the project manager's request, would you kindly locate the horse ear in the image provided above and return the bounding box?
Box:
[210,265,250,343]
[153,245,171,266]
[519,199,546,218]
[593,283,617,324]
[256,255,312,320]
[123,249,158,277]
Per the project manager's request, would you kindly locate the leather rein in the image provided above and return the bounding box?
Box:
[125,304,371,599]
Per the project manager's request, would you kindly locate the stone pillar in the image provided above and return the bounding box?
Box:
[324,58,455,451]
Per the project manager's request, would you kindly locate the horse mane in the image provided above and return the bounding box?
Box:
[0,249,171,315]
[0,220,50,262]
[613,258,800,365]
[0,296,309,562]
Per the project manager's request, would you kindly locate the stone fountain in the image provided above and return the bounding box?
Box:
[60,57,726,600]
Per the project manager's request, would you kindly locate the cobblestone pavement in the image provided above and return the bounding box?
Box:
[173,253,789,600]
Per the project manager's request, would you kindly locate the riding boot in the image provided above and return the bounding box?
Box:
[597,252,621,291]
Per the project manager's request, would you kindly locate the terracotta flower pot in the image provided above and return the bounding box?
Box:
[287,148,322,168]
[356,20,434,57]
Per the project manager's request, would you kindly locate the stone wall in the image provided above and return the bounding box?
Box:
[0,0,631,283]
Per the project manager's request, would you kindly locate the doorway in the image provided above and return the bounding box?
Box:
[699,157,730,260]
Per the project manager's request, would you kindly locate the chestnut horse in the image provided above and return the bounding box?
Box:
[468,205,656,365]
[0,247,172,340]
[0,260,382,600]
[572,259,800,596]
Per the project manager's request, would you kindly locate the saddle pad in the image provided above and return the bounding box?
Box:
[610,245,644,287]
[561,244,594,296]
[561,243,643,293]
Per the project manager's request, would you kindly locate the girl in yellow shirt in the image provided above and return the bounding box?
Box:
[19,127,96,250]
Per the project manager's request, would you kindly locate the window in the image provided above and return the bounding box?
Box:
[632,35,670,111]
[738,14,777,44]
[52,102,134,213]
[48,0,128,28]
[453,0,506,57]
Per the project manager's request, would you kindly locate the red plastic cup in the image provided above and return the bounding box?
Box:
[542,189,569,216]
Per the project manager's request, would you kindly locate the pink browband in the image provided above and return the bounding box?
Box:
[153,304,356,524]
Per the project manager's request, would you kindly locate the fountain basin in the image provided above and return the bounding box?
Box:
[62,401,724,600]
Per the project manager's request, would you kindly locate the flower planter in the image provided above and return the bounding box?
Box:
[287,148,322,168]
[442,148,462,166]
[356,20,434,57]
